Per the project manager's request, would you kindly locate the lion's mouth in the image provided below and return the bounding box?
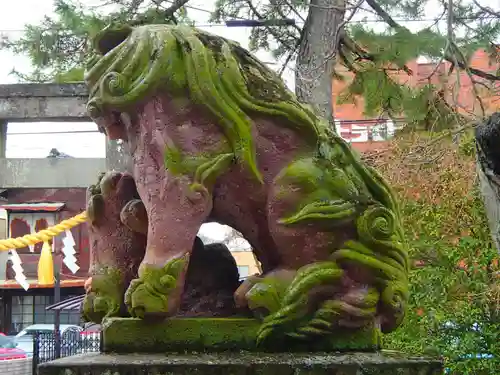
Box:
[93,111,128,141]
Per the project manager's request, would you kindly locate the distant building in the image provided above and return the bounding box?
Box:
[333,48,499,152]
[0,189,87,334]
[231,250,261,278]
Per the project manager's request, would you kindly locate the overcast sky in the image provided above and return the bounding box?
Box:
[0,0,496,244]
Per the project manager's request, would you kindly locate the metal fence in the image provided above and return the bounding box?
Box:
[32,328,101,375]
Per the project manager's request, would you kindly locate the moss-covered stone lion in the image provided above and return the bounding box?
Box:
[82,23,409,346]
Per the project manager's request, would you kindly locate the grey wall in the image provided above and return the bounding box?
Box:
[0,158,107,188]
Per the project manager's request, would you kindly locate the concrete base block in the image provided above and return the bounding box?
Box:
[38,352,443,375]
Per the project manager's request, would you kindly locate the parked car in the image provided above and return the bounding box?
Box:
[14,324,82,358]
[0,334,27,360]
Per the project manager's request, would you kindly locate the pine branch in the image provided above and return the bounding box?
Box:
[281,0,306,23]
[365,0,499,82]
[338,31,413,75]
[274,0,306,76]
[163,0,191,17]
[131,0,191,25]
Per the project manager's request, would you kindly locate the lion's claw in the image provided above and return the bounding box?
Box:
[125,278,168,318]
[87,194,105,224]
[125,259,187,318]
[82,273,123,324]
[124,278,142,314]
[120,199,148,234]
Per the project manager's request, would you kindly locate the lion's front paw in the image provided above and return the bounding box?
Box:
[84,171,146,323]
[82,271,124,324]
[124,257,187,319]
[87,171,140,227]
[236,269,296,319]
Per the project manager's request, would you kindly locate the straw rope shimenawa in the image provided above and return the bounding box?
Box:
[0,211,88,285]
[0,212,88,251]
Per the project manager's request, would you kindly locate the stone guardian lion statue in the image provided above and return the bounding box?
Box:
[82,23,409,346]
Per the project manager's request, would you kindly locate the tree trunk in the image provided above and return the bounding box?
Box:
[295,0,346,129]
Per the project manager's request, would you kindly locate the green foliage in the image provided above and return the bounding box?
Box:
[371,134,500,374]
[54,67,85,82]
[0,0,193,82]
[349,26,449,66]
[1,0,107,81]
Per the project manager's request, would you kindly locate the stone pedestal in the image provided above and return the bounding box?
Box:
[100,318,380,352]
[38,318,443,374]
[38,352,443,375]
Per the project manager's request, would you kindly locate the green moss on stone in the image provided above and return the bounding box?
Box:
[85,23,410,343]
[82,267,124,324]
[245,274,291,315]
[269,155,409,338]
[101,317,381,353]
[163,143,233,190]
[124,257,187,318]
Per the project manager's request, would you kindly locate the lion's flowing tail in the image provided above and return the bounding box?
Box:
[256,205,409,345]
[256,261,344,344]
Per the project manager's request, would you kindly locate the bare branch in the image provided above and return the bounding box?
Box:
[281,0,306,23]
[161,0,191,18]
[269,0,302,37]
[130,0,191,25]
[473,0,500,18]
[278,30,304,77]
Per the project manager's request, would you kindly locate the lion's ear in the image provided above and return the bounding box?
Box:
[93,23,133,56]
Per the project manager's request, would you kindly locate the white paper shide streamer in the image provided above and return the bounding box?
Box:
[62,230,80,274]
[9,250,29,291]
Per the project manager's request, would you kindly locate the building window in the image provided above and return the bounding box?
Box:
[34,296,55,324]
[237,265,250,278]
[9,212,56,253]
[59,295,82,325]
[60,311,81,325]
[11,296,34,333]
[10,294,82,333]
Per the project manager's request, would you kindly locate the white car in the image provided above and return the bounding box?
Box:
[14,324,82,357]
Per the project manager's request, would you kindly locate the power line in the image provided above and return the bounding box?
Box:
[0,15,497,33]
